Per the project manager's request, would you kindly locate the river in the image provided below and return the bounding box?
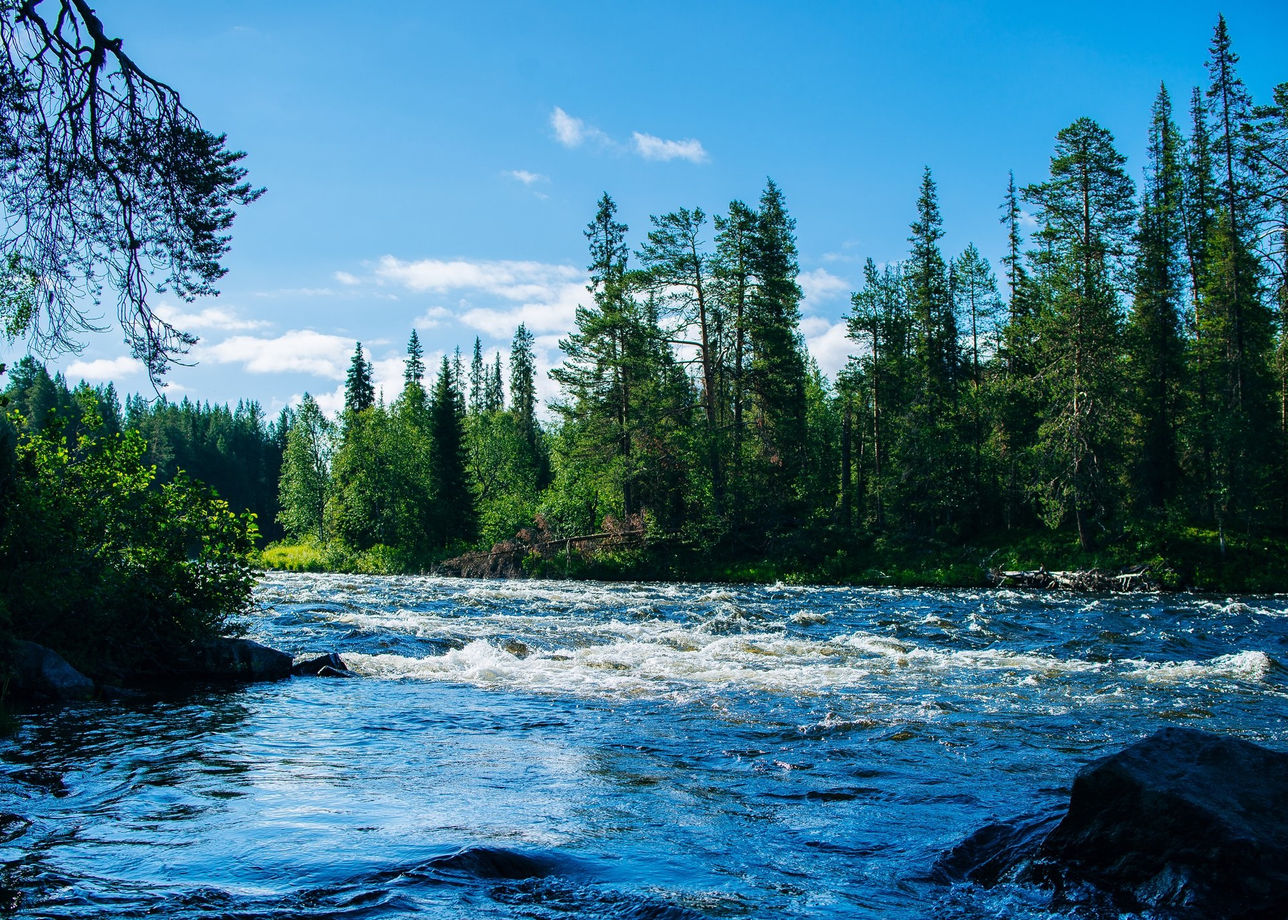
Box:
[2,574,1285,918]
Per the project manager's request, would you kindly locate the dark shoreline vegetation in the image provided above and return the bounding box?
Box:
[2,14,1288,692]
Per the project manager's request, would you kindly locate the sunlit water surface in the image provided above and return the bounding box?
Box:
[2,575,1286,918]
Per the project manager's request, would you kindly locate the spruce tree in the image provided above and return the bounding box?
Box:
[344,342,375,414]
[429,357,476,548]
[1128,84,1187,514]
[403,330,427,409]
[510,323,538,442]
[486,353,505,413]
[469,337,485,414]
[746,179,808,534]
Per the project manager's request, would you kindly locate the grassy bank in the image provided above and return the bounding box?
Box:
[257,525,1288,593]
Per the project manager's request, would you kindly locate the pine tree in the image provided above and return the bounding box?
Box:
[1194,16,1274,532]
[1024,117,1136,548]
[638,205,725,515]
[550,193,649,519]
[712,199,758,524]
[344,342,375,415]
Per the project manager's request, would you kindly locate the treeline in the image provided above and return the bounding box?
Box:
[272,17,1288,586]
[1,358,288,541]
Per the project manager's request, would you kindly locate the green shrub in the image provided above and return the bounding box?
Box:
[0,420,256,677]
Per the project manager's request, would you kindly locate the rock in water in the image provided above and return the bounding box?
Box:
[291,652,355,677]
[6,641,95,701]
[1038,727,1288,918]
[183,638,292,683]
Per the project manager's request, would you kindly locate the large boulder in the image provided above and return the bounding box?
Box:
[5,641,96,701]
[178,637,292,683]
[940,728,1288,919]
[1037,727,1288,918]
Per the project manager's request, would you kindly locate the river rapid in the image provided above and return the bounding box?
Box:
[2,574,1286,919]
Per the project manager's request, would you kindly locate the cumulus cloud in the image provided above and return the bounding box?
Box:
[800,317,854,379]
[201,329,356,378]
[457,280,585,338]
[65,356,141,381]
[631,131,708,164]
[154,302,269,332]
[334,271,360,286]
[799,268,851,307]
[415,305,453,328]
[375,256,580,298]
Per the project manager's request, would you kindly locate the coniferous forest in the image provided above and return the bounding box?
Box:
[9,16,1288,592]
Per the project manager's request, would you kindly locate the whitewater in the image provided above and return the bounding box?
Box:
[1,574,1284,918]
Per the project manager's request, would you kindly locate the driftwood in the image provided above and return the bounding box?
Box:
[989,566,1157,592]
[436,515,647,579]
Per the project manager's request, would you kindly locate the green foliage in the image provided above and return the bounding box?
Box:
[0,417,255,676]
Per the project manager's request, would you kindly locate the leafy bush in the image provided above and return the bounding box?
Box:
[0,418,256,678]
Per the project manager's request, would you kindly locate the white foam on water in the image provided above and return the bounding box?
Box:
[1123,649,1275,683]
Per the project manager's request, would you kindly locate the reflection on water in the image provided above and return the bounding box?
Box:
[1,575,1285,918]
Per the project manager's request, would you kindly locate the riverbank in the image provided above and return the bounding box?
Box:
[257,524,1288,593]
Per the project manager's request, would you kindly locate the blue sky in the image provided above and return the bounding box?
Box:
[11,0,1288,417]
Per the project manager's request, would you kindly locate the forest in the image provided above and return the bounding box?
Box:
[7,16,1288,593]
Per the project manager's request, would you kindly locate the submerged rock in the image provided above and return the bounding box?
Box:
[291,652,356,678]
[941,727,1288,919]
[6,641,96,701]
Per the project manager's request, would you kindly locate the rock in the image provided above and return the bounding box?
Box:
[5,641,96,701]
[179,637,292,683]
[292,652,356,678]
[1037,727,1288,918]
[941,728,1288,919]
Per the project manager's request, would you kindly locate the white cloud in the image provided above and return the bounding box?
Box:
[370,355,408,405]
[308,383,348,419]
[802,318,854,379]
[415,305,453,329]
[506,169,548,186]
[202,329,356,378]
[254,288,338,298]
[154,302,268,332]
[631,131,708,164]
[551,107,611,148]
[375,256,584,309]
[457,279,585,338]
[799,268,851,307]
[65,356,141,381]
[334,271,360,286]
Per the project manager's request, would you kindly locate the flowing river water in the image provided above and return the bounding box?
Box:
[2,574,1286,918]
